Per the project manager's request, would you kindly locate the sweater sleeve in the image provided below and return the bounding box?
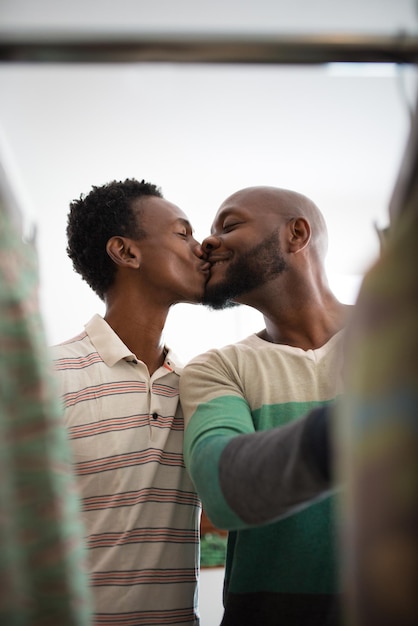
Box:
[181,351,334,530]
[181,351,256,530]
[218,405,333,525]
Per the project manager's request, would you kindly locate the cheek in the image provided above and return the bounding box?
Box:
[170,257,204,285]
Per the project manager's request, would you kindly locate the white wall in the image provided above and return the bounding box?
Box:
[200,568,225,626]
[1,0,416,34]
[0,58,415,360]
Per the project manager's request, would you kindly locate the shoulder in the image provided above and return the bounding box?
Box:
[182,333,283,383]
[49,329,96,371]
[179,335,263,406]
[184,334,260,369]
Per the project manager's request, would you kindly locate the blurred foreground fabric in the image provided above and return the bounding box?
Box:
[339,199,418,626]
[0,200,92,625]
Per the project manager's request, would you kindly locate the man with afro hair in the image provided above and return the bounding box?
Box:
[51,178,210,625]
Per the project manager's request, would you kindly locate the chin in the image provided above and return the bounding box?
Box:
[180,290,206,305]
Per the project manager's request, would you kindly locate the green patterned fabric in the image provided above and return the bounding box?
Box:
[0,202,92,625]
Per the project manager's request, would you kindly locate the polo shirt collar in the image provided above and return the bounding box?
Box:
[85,314,182,374]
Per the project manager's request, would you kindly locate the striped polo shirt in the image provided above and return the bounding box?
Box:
[50,314,200,626]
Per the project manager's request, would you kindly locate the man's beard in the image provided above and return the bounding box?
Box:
[203,232,288,310]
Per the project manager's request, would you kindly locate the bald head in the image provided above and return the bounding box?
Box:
[218,186,328,261]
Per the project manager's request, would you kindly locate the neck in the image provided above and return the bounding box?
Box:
[243,265,351,350]
[258,296,351,351]
[104,301,169,376]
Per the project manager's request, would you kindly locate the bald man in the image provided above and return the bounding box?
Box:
[180,187,351,626]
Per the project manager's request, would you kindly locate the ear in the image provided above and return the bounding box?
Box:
[287,217,311,253]
[106,236,141,269]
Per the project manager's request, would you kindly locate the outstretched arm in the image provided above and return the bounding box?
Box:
[217,404,332,526]
[181,351,334,530]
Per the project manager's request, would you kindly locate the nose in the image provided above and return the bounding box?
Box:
[202,234,221,253]
[192,240,206,259]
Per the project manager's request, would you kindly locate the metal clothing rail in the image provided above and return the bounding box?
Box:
[1,32,418,64]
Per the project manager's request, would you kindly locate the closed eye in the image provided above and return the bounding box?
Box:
[174,217,194,239]
[222,222,242,233]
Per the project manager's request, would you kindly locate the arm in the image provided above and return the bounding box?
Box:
[180,351,334,530]
[218,404,332,525]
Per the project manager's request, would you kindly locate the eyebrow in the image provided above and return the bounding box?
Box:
[175,217,195,234]
[211,208,239,234]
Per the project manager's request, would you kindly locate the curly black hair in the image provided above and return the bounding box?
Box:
[66,178,163,300]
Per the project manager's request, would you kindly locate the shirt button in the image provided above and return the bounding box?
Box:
[152,412,158,420]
